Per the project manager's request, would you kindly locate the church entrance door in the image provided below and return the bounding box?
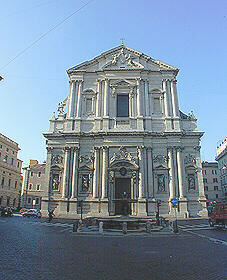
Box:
[114,178,131,215]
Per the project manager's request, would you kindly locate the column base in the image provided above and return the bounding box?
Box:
[137,200,147,217]
[103,117,109,130]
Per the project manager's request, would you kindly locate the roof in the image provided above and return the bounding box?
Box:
[67,45,179,74]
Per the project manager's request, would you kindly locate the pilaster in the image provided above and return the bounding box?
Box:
[71,147,79,199]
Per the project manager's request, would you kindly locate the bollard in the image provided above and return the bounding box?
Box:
[73,222,78,232]
[77,219,83,232]
[99,221,103,234]
[146,221,151,233]
[122,222,127,234]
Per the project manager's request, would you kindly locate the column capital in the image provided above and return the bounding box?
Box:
[102,146,109,150]
[63,146,71,152]
[176,146,184,152]
[73,147,80,152]
[46,146,54,153]
[94,146,101,151]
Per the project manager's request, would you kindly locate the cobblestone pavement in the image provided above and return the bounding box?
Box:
[0,216,226,280]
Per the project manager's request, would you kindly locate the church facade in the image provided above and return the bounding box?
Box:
[42,45,207,218]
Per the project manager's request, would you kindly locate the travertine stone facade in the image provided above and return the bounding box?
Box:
[0,133,22,208]
[216,137,227,198]
[42,45,207,218]
[202,161,223,202]
[21,160,46,209]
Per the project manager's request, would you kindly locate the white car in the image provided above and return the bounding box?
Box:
[22,209,41,218]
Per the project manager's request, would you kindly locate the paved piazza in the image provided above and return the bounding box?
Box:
[0,216,226,280]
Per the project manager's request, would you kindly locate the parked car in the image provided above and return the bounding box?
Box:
[19,208,29,214]
[1,207,13,217]
[22,209,41,218]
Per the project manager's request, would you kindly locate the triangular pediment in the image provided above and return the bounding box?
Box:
[67,45,178,74]
[154,164,169,170]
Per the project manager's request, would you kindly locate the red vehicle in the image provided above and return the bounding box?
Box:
[209,202,227,227]
[19,208,29,214]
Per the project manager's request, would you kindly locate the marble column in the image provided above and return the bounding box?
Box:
[144,79,149,116]
[129,89,134,118]
[103,79,109,117]
[162,79,169,117]
[168,148,175,199]
[138,146,145,199]
[170,80,179,117]
[101,146,108,199]
[96,79,101,117]
[62,147,71,198]
[147,147,153,198]
[93,147,100,198]
[136,79,141,117]
[71,147,79,198]
[43,147,53,198]
[176,147,185,199]
[76,80,82,118]
[67,81,76,118]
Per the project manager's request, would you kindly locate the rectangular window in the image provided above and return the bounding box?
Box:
[11,158,14,165]
[153,97,161,114]
[117,95,129,117]
[216,194,218,198]
[37,185,40,191]
[1,177,4,187]
[204,186,208,191]
[27,197,31,204]
[3,155,7,162]
[203,178,208,183]
[212,170,217,175]
[202,170,207,175]
[35,198,39,204]
[7,197,10,206]
[29,184,32,190]
[38,172,41,178]
[17,162,20,168]
[8,179,11,187]
[31,171,33,177]
[214,186,218,191]
[6,148,9,152]
[213,178,218,183]
[15,181,17,188]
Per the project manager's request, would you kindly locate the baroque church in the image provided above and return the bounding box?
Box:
[42,45,207,218]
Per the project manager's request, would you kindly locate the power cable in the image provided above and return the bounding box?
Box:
[0,0,95,71]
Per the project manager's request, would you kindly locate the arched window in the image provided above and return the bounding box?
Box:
[117,94,129,117]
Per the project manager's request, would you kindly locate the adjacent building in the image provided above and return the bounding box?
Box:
[42,45,207,218]
[216,137,227,199]
[202,161,223,202]
[0,133,22,208]
[21,160,46,209]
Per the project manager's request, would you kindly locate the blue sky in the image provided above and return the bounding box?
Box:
[0,0,226,166]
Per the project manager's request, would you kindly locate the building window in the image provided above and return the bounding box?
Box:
[17,162,20,168]
[27,197,31,204]
[29,184,32,190]
[35,198,39,205]
[8,179,11,188]
[15,181,17,188]
[205,194,208,199]
[214,186,218,191]
[202,170,207,175]
[203,178,208,183]
[212,170,217,175]
[213,178,218,183]
[31,172,33,177]
[117,94,129,117]
[38,172,41,178]
[216,194,218,199]
[3,155,7,162]
[0,144,2,148]
[0,196,2,205]
[11,158,14,165]
[13,198,16,206]
[6,148,9,152]
[7,197,10,206]
[37,185,40,191]
[204,186,208,191]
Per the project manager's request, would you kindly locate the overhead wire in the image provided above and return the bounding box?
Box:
[0,0,95,71]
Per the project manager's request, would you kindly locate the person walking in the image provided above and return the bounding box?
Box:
[48,209,55,222]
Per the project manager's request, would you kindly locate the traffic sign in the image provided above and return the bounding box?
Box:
[170,198,178,206]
